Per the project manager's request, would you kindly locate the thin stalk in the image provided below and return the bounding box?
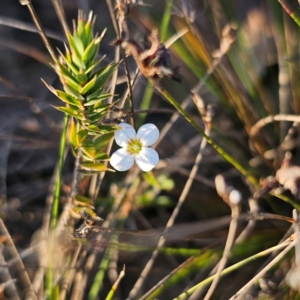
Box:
[229,238,296,299]
[105,265,125,300]
[278,0,300,27]
[160,0,174,42]
[138,1,175,127]
[72,169,139,299]
[51,0,69,36]
[157,87,258,186]
[122,50,136,128]
[203,205,240,300]
[0,219,36,299]
[173,239,292,300]
[51,114,69,228]
[45,114,68,299]
[137,81,154,127]
[45,253,54,300]
[88,237,118,300]
[270,191,300,211]
[140,256,200,300]
[19,0,57,62]
[128,118,211,300]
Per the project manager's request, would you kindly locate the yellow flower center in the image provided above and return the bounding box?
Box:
[127,138,142,155]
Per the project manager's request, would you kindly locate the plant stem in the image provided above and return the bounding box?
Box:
[158,87,258,186]
[173,240,292,300]
[160,0,174,42]
[51,114,69,228]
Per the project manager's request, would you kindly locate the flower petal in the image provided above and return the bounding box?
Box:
[114,123,136,147]
[135,147,159,172]
[136,123,159,146]
[110,148,134,171]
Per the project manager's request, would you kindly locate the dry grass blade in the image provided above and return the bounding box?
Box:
[0,219,37,300]
[0,16,64,41]
[229,237,296,300]
[4,1,300,298]
[127,102,213,299]
[19,0,57,62]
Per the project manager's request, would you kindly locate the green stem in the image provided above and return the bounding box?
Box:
[158,87,258,186]
[172,242,290,300]
[45,114,69,299]
[278,0,300,27]
[160,0,174,42]
[51,114,69,228]
[88,236,118,300]
[271,192,300,211]
[137,81,154,127]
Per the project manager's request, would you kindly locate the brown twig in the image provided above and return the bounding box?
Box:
[51,0,69,36]
[229,237,295,300]
[250,114,300,137]
[19,0,57,62]
[128,100,212,299]
[0,218,37,300]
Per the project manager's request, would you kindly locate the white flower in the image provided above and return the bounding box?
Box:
[110,123,159,172]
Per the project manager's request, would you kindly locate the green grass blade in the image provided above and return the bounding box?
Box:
[158,86,258,186]
[173,241,292,300]
[160,0,174,42]
[88,236,118,300]
[51,114,69,228]
[278,0,300,26]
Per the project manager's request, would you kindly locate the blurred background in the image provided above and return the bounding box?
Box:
[1,0,300,299]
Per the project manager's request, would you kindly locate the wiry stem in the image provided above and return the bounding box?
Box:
[19,0,57,62]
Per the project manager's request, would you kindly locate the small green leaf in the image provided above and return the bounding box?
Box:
[62,76,81,93]
[80,169,114,175]
[58,48,79,75]
[67,32,81,59]
[93,132,114,150]
[74,194,94,207]
[83,93,111,106]
[95,28,107,44]
[81,140,95,148]
[94,98,113,109]
[77,129,88,145]
[154,196,173,207]
[56,61,78,83]
[56,90,83,108]
[87,104,110,117]
[97,63,119,83]
[72,52,86,70]
[81,146,96,159]
[81,161,112,171]
[80,75,97,94]
[64,45,73,65]
[143,172,160,188]
[87,111,109,123]
[41,79,56,94]
[158,174,175,190]
[63,83,85,101]
[98,124,120,133]
[88,63,119,94]
[86,87,104,101]
[73,32,85,56]
[72,206,97,218]
[94,152,110,160]
[76,72,88,84]
[86,125,102,133]
[77,11,85,34]
[82,39,98,63]
[55,106,84,120]
[84,13,94,46]
[70,119,78,147]
[85,55,106,75]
